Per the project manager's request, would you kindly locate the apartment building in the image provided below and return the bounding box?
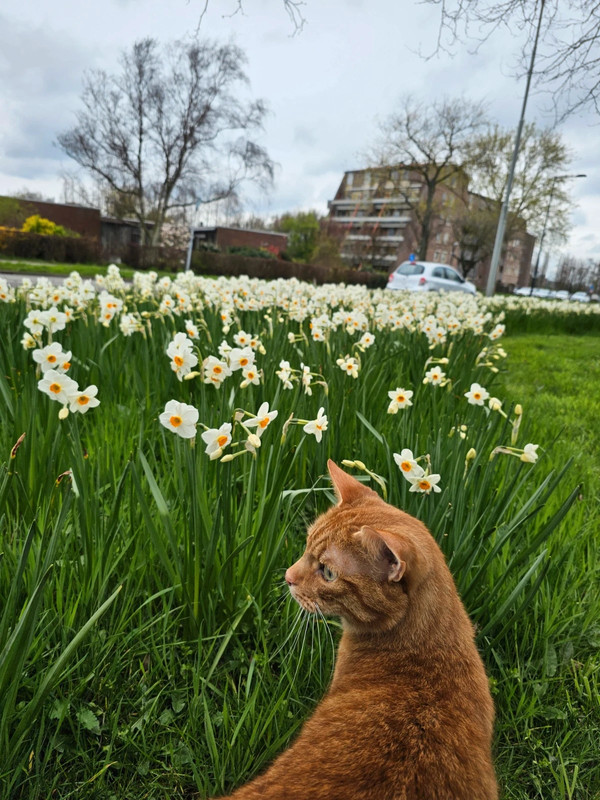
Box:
[326,168,535,291]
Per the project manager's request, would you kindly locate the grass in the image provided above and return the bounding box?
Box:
[0,257,172,280]
[496,333,600,799]
[0,271,599,799]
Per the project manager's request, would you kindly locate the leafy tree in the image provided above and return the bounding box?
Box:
[273,211,321,262]
[0,197,28,228]
[450,123,573,279]
[311,235,344,269]
[58,38,273,246]
[466,123,573,245]
[368,94,488,260]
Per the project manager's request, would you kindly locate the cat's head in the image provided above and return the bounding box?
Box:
[285,460,438,633]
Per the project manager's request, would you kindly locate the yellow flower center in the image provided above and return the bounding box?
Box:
[47,354,57,363]
[259,417,269,429]
[396,394,405,403]
[240,358,249,367]
[174,355,184,367]
[473,392,481,400]
[213,365,222,374]
[49,383,61,394]
[78,395,90,406]
[217,435,228,447]
[418,480,431,491]
[401,461,412,472]
[169,415,182,427]
[63,362,71,370]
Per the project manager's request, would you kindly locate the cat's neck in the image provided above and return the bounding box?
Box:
[331,576,474,689]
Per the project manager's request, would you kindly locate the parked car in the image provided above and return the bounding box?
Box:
[569,291,591,303]
[387,261,477,295]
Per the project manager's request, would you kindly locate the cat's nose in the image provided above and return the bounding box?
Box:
[285,568,296,586]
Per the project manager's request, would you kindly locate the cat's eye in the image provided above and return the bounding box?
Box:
[319,563,337,582]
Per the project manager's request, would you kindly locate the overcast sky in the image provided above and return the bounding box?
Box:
[1,0,599,262]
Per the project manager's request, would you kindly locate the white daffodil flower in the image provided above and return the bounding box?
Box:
[464,382,490,406]
[303,407,328,443]
[393,449,425,480]
[520,443,539,463]
[245,402,278,437]
[159,400,199,439]
[69,385,100,414]
[201,422,233,457]
[408,474,442,494]
[38,370,79,405]
[32,343,72,374]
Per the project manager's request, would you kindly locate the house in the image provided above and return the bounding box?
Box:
[326,168,535,291]
[192,226,287,256]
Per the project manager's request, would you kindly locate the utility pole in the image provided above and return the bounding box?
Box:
[485,0,546,297]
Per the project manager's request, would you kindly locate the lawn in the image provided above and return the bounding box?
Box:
[0,270,599,799]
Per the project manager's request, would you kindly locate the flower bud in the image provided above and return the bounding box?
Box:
[514,404,523,416]
[247,433,261,449]
[466,448,477,461]
[58,406,69,420]
[341,459,356,468]
[353,460,367,471]
[220,453,235,463]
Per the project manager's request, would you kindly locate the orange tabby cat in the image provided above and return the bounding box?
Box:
[214,460,498,799]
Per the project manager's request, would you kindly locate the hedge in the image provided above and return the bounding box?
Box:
[0,229,101,264]
[191,251,388,288]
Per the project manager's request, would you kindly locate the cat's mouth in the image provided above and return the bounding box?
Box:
[288,586,316,613]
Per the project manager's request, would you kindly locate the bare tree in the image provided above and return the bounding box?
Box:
[555,255,600,293]
[58,38,273,245]
[424,0,600,117]
[368,95,488,259]
[196,0,307,34]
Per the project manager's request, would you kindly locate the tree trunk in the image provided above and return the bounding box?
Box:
[418,183,436,260]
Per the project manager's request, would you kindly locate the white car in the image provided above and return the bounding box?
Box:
[570,291,591,303]
[387,261,477,295]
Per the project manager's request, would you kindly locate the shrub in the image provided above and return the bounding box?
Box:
[21,215,78,238]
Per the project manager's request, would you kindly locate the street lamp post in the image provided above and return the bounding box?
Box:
[529,173,586,296]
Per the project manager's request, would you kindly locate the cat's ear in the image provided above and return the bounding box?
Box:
[354,525,407,582]
[327,459,378,505]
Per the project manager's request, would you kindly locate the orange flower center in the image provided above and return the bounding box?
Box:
[240,358,249,367]
[174,355,184,367]
[401,461,412,472]
[49,383,61,394]
[473,393,481,400]
[217,435,228,447]
[169,415,182,427]
[419,480,431,491]
[47,354,57,363]
[396,395,405,403]
[213,366,222,374]
[259,417,269,429]
[63,362,71,370]
[78,395,90,406]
